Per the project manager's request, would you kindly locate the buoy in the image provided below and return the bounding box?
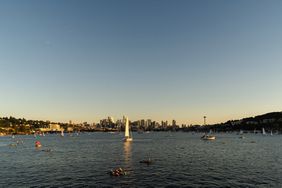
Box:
[35,141,42,148]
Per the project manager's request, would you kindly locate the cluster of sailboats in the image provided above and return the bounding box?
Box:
[200,127,276,141]
[261,128,274,136]
[32,129,80,138]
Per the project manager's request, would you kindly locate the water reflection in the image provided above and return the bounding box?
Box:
[123,141,132,169]
[120,142,134,188]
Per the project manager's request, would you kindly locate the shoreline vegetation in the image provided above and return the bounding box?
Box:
[1,112,282,136]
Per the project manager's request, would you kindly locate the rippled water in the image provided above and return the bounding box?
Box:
[0,132,281,187]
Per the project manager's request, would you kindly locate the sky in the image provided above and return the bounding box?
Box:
[0,0,282,124]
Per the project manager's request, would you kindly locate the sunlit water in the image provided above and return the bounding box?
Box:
[0,132,281,187]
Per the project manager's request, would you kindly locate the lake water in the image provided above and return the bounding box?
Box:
[0,132,281,187]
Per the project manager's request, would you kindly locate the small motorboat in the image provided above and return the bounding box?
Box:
[201,135,216,140]
[140,159,153,165]
[41,148,52,152]
[35,141,42,148]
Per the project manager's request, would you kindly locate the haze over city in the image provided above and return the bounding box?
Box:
[1,0,282,124]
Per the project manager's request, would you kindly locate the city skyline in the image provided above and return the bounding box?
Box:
[1,0,282,124]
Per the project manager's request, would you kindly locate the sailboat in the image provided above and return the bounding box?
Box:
[61,130,64,137]
[123,116,133,142]
[262,128,266,135]
[239,130,245,139]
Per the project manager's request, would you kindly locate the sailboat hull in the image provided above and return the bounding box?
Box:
[202,135,216,140]
[123,137,133,142]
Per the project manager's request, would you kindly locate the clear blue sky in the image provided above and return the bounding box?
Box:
[0,0,282,124]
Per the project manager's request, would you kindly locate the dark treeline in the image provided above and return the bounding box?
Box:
[184,112,282,133]
[0,116,49,127]
[0,116,54,134]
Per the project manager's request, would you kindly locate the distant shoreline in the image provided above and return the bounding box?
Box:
[1,112,282,135]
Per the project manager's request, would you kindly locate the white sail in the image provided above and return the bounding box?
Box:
[125,117,129,137]
[124,116,132,142]
[262,128,266,135]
